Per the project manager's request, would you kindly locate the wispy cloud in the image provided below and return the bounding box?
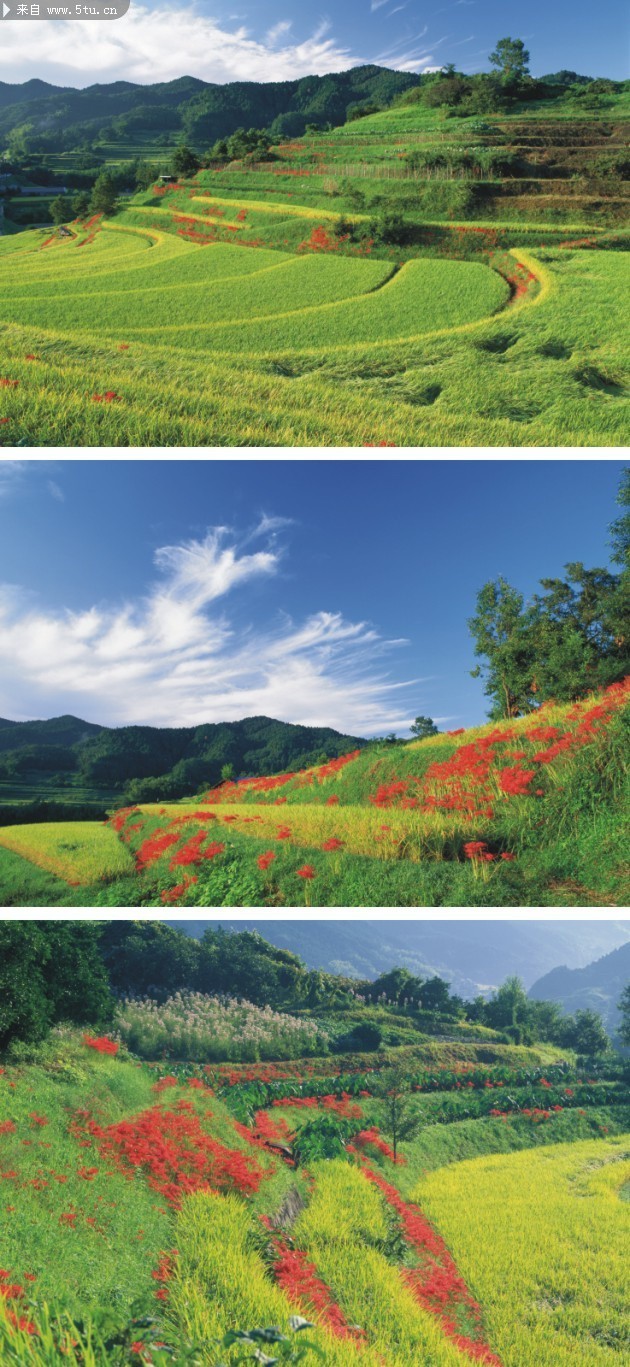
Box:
[266,19,292,47]
[47,480,65,503]
[0,526,418,734]
[0,462,27,499]
[0,7,357,86]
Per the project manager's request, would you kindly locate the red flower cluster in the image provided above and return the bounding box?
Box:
[83,1036,119,1055]
[80,1103,267,1208]
[362,1167,501,1365]
[257,850,276,872]
[161,875,198,905]
[170,834,225,869]
[353,1126,402,1164]
[0,1269,37,1336]
[270,1236,365,1340]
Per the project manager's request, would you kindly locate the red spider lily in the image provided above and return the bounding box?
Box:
[270,1236,365,1341]
[169,833,225,869]
[0,1122,16,1135]
[325,795,339,806]
[83,1036,119,1055]
[276,826,292,840]
[0,378,18,389]
[354,1126,402,1164]
[463,841,488,861]
[297,865,316,880]
[369,779,410,808]
[362,1166,501,1365]
[136,830,182,869]
[152,1076,179,1093]
[321,838,344,852]
[497,766,535,796]
[91,391,122,403]
[161,876,198,905]
[257,850,276,871]
[81,1104,267,1208]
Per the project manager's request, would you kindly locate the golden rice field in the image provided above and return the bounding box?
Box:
[414,1138,630,1365]
[0,822,133,886]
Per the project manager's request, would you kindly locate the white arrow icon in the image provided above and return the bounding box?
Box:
[2,4,10,16]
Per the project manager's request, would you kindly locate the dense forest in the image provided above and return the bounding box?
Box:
[0,715,365,818]
[0,921,620,1058]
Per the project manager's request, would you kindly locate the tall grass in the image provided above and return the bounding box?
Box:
[116,993,329,1062]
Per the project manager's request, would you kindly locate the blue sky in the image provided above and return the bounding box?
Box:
[1,1,627,88]
[0,459,624,735]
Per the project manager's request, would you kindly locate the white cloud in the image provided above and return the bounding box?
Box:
[0,526,417,734]
[266,19,292,47]
[0,7,359,86]
[47,480,65,502]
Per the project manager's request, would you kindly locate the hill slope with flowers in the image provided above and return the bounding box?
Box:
[0,1029,628,1365]
[0,678,627,908]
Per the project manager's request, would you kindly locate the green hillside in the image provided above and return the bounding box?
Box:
[1,679,627,907]
[1,61,627,446]
[0,715,365,820]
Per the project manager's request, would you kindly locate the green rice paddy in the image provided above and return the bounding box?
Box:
[0,97,628,445]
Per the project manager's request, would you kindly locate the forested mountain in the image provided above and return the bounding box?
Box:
[0,66,419,152]
[529,942,630,1036]
[0,713,365,801]
[170,921,630,998]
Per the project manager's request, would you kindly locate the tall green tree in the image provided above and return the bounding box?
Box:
[171,144,200,177]
[618,981,630,1047]
[0,923,113,1049]
[374,1066,422,1164]
[89,171,118,216]
[409,715,439,740]
[468,577,536,717]
[50,195,68,225]
[489,37,530,84]
[561,1009,609,1055]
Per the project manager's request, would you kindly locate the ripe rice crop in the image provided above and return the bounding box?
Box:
[0,822,133,886]
[413,1138,630,1365]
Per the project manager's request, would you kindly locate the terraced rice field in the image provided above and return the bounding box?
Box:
[1,1037,628,1363]
[1,98,627,446]
[415,1140,630,1365]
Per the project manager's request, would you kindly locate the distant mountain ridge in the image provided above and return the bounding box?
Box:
[0,712,365,802]
[0,66,419,148]
[169,921,630,999]
[529,941,630,1035]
